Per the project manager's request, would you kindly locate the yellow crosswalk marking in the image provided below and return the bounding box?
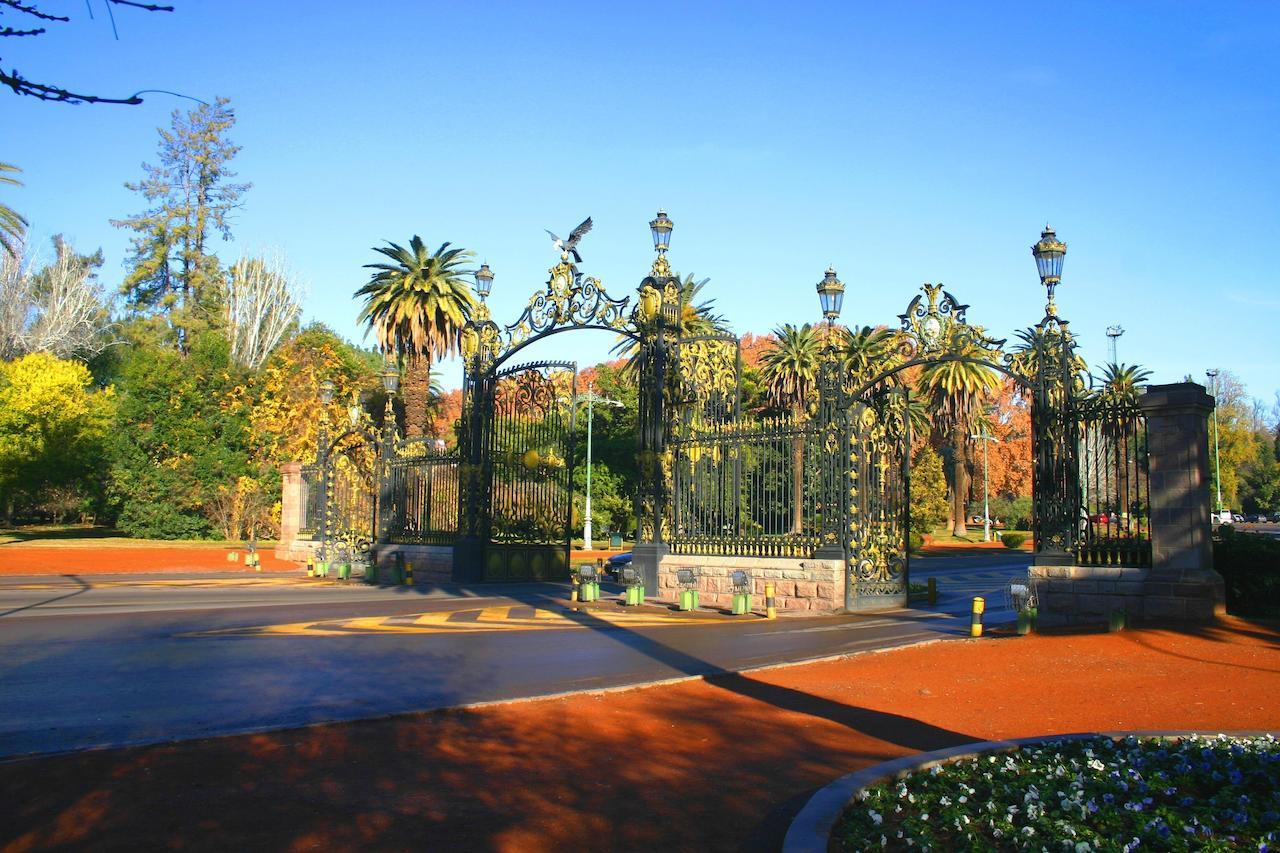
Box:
[185,603,733,638]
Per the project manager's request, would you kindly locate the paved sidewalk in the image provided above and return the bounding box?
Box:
[3,616,1277,852]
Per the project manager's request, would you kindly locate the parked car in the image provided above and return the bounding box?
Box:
[606,551,632,580]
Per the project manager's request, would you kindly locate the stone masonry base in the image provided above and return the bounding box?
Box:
[656,555,844,612]
[1029,564,1226,627]
[372,545,455,584]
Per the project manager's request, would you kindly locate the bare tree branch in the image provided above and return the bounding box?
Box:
[108,1,174,12]
[1,0,175,105]
[0,1,69,23]
[0,236,120,360]
[223,253,303,370]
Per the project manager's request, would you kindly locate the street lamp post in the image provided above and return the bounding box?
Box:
[567,384,623,551]
[1206,368,1222,513]
[970,430,1001,542]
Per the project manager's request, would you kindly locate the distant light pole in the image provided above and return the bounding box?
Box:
[567,384,624,550]
[970,430,1001,542]
[1206,369,1222,513]
[1106,325,1124,365]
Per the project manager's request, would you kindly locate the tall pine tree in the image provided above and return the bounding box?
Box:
[112,97,250,350]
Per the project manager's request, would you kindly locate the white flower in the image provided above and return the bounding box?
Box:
[1075,843,1092,853]
[869,809,883,826]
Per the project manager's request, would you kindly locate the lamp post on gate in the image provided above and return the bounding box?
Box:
[969,430,1001,542]
[813,266,848,561]
[632,210,680,594]
[1206,369,1222,514]
[316,378,336,559]
[378,357,400,544]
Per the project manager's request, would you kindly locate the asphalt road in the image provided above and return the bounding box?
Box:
[0,554,1030,758]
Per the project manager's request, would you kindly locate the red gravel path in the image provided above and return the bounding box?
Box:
[0,546,300,575]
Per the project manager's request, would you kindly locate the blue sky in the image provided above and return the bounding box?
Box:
[4,1,1278,404]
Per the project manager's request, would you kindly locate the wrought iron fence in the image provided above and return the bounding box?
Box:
[670,415,823,557]
[386,449,460,545]
[1075,398,1151,567]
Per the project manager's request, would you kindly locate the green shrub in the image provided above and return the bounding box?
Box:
[987,495,1033,530]
[1000,533,1027,549]
[907,531,924,553]
[1214,527,1280,617]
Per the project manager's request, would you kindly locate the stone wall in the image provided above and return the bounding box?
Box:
[372,544,454,584]
[656,555,843,612]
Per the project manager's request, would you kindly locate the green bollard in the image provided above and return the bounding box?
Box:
[339,562,351,581]
[365,562,378,584]
[731,592,750,615]
[1017,609,1031,635]
[679,589,695,611]
[316,561,328,578]
[589,581,601,602]
[1108,610,1126,632]
[625,585,645,606]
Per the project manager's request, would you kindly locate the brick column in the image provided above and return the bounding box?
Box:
[277,462,303,557]
[1137,382,1225,620]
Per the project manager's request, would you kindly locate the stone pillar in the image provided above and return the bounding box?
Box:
[276,462,303,559]
[1137,382,1225,620]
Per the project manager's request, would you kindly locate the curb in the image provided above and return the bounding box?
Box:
[782,729,1280,853]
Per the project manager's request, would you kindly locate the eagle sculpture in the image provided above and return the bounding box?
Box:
[545,217,593,263]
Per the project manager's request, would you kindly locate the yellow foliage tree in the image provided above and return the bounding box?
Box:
[0,352,114,521]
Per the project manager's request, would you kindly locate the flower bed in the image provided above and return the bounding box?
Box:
[832,734,1280,850]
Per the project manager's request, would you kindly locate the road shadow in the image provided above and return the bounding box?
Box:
[0,574,91,618]
[0,526,126,546]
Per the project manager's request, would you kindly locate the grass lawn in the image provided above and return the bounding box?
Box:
[0,524,278,549]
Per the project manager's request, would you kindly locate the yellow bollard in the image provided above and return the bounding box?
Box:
[305,555,315,577]
[765,582,777,619]
[971,596,985,637]
[570,574,580,603]
[404,561,414,586]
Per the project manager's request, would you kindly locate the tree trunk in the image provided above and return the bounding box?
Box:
[950,426,970,537]
[402,355,432,439]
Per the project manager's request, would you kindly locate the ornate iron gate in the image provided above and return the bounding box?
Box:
[455,251,645,583]
[313,428,379,560]
[481,361,576,581]
[842,392,911,609]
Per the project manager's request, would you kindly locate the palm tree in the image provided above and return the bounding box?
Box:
[1007,325,1088,398]
[356,237,476,438]
[916,343,1002,536]
[1094,362,1152,406]
[1,162,28,260]
[1089,362,1153,520]
[759,323,821,534]
[842,324,901,390]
